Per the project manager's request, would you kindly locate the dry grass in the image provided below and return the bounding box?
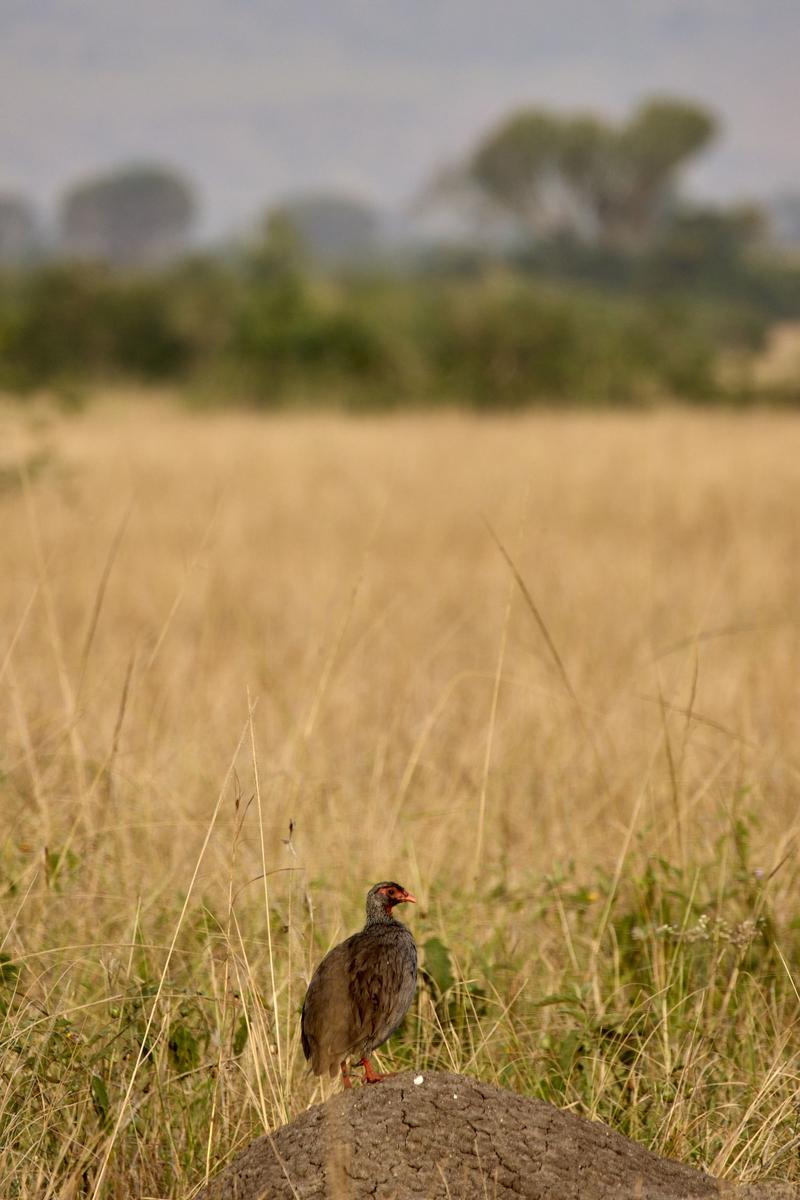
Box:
[2,394,800,1196]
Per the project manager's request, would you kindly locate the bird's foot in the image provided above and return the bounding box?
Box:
[340,1062,353,1089]
[358,1057,393,1084]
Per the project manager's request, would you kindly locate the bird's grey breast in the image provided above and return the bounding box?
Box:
[359,925,417,1050]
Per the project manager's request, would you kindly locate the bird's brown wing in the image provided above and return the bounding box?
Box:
[300,937,363,1077]
[301,927,417,1077]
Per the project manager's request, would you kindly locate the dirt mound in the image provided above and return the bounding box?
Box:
[196,1072,796,1200]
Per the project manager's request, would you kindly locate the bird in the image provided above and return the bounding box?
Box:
[300,881,417,1088]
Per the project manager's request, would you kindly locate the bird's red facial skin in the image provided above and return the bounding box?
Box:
[378,885,417,910]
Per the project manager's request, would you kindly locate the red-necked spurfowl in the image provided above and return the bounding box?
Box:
[301,881,417,1087]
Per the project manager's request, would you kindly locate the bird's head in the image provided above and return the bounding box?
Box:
[366,881,416,921]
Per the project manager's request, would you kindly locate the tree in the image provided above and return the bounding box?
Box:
[267,193,379,265]
[645,202,765,289]
[614,98,717,237]
[471,111,563,229]
[768,193,800,247]
[459,96,718,246]
[0,194,39,264]
[60,164,196,266]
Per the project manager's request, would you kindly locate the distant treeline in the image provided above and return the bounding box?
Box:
[3,95,800,267]
[1,92,799,407]
[0,224,798,407]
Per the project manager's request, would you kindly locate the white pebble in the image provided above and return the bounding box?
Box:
[413,1074,424,1086]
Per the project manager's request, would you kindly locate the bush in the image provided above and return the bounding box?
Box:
[0,251,789,406]
[413,278,715,406]
[231,276,394,397]
[0,264,193,390]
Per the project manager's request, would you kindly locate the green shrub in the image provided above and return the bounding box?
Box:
[0,251,789,406]
[0,264,192,389]
[231,276,393,397]
[413,278,715,405]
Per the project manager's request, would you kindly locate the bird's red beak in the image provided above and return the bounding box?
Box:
[400,890,416,905]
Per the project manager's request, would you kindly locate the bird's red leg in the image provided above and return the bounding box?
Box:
[340,1062,353,1089]
[358,1056,393,1084]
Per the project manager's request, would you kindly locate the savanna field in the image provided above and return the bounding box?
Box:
[2,396,800,1197]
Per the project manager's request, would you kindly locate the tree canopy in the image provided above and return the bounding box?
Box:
[0,194,39,263]
[466,96,717,245]
[60,164,196,266]
[267,193,379,265]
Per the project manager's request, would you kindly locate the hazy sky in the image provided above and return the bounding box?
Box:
[2,0,798,237]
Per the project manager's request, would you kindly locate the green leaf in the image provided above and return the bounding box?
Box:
[233,1015,249,1056]
[0,953,19,984]
[531,992,584,1008]
[168,1022,200,1072]
[91,1075,110,1124]
[423,936,454,996]
[44,846,80,889]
